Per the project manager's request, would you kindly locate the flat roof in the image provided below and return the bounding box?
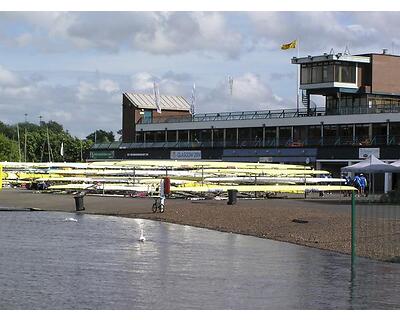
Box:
[292,54,370,64]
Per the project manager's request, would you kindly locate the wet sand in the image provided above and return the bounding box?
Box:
[0,188,354,255]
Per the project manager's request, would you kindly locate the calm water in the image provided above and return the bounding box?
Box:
[0,211,399,309]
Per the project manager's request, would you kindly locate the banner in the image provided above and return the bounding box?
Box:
[170,150,201,160]
[359,148,380,159]
[153,81,161,113]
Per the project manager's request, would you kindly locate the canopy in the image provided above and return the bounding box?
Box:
[390,159,400,167]
[341,155,399,173]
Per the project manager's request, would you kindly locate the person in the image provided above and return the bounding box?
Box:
[353,174,361,196]
[359,174,368,197]
[342,174,352,197]
[159,178,166,210]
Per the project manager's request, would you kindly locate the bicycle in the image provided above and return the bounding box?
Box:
[152,197,165,213]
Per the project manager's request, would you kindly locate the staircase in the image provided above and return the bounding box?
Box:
[302,90,309,108]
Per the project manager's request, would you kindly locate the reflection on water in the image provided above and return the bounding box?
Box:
[0,211,399,309]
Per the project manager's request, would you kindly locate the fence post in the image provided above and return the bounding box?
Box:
[351,190,356,266]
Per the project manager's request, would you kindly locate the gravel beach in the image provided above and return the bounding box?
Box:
[0,189,354,255]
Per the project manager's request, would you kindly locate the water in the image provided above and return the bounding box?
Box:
[0,211,399,309]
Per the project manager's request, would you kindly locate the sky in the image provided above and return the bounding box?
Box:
[1,11,400,138]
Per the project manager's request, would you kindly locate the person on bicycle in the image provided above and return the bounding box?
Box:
[159,178,165,209]
[152,178,166,213]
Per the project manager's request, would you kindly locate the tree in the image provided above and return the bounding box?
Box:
[86,130,115,144]
[0,120,93,162]
[0,134,19,161]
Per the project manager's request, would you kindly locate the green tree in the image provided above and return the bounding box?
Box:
[86,130,115,144]
[0,134,19,162]
[0,120,94,162]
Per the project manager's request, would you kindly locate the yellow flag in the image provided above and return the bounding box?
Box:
[281,40,297,50]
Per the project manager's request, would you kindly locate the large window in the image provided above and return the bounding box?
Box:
[300,61,356,84]
[335,62,356,83]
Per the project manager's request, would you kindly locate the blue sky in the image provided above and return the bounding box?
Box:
[1,12,400,138]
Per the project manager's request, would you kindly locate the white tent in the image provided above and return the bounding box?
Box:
[341,155,400,195]
[390,159,400,168]
[341,155,399,173]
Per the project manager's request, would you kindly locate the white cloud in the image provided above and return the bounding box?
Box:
[201,73,290,113]
[0,12,245,57]
[99,79,120,93]
[0,65,23,87]
[246,12,400,54]
[131,72,155,91]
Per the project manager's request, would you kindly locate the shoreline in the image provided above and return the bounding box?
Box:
[0,188,354,256]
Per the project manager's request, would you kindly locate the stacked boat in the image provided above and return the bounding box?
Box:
[0,160,355,197]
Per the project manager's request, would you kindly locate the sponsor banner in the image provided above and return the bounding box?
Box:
[359,147,380,159]
[170,150,201,160]
[90,150,115,159]
[259,156,273,163]
[127,153,149,157]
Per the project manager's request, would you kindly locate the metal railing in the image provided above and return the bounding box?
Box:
[137,104,400,125]
[138,107,326,125]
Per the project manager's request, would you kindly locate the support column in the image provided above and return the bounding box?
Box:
[143,132,146,144]
[320,122,324,146]
[176,130,179,143]
[262,125,266,147]
[353,124,356,144]
[276,126,280,146]
[236,128,239,147]
[165,128,168,143]
[291,126,294,143]
[211,126,214,148]
[384,173,393,193]
[368,123,373,142]
[387,120,390,145]
[223,128,226,148]
[187,130,190,143]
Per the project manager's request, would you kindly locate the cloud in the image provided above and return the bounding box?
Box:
[0,12,245,58]
[0,65,122,137]
[269,71,296,82]
[246,12,400,54]
[201,73,290,113]
[0,65,23,87]
[130,71,191,96]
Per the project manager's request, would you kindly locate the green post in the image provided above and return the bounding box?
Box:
[351,190,356,265]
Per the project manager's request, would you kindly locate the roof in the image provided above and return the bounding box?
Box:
[292,54,370,65]
[124,93,190,112]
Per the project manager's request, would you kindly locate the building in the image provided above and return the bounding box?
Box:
[122,92,191,143]
[90,51,400,191]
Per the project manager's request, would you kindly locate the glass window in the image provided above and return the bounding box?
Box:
[167,131,176,142]
[312,64,323,83]
[301,64,312,84]
[225,128,236,143]
[334,62,356,83]
[213,129,223,144]
[322,63,334,82]
[143,110,152,123]
[324,125,337,137]
[279,127,291,138]
[178,130,188,142]
[135,132,144,143]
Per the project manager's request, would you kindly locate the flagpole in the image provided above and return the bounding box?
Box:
[296,38,300,114]
[16,124,21,162]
